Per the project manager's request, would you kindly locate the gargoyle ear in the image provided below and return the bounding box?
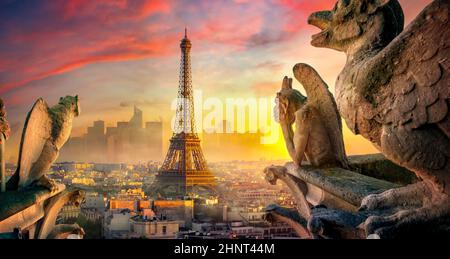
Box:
[367,0,390,14]
[59,97,63,102]
[282,76,292,90]
[374,0,390,6]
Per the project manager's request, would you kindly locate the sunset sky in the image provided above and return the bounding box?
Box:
[0,0,433,162]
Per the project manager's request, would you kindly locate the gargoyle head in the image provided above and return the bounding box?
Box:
[275,76,306,125]
[69,190,85,207]
[71,223,85,236]
[59,95,80,116]
[0,98,10,141]
[0,99,6,118]
[308,0,404,53]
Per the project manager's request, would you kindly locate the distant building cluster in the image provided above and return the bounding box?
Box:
[39,158,299,239]
[59,106,163,163]
[104,193,193,239]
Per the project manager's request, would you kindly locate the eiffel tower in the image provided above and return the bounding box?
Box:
[155,29,215,197]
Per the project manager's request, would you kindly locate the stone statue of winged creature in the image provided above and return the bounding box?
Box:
[7,96,80,191]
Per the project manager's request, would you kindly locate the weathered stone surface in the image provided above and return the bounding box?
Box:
[0,98,10,143]
[264,154,403,220]
[0,97,83,239]
[263,154,450,238]
[6,96,80,191]
[0,184,66,236]
[265,166,312,219]
[285,161,400,208]
[37,189,84,239]
[265,203,376,239]
[275,64,348,169]
[0,185,85,239]
[0,184,65,222]
[308,0,450,237]
[348,154,417,185]
[307,206,369,239]
[265,204,312,238]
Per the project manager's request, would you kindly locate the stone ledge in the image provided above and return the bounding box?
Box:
[264,154,415,238]
[284,160,400,207]
[347,154,418,185]
[0,183,65,222]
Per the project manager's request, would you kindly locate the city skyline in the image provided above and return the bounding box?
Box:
[59,105,163,163]
[56,105,289,163]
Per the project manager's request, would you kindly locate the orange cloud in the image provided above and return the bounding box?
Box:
[62,0,171,21]
[251,81,280,97]
[0,33,178,95]
[0,0,433,96]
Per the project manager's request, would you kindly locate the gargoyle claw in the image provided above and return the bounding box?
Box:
[364,215,393,236]
[35,175,58,193]
[360,194,380,211]
[358,205,368,212]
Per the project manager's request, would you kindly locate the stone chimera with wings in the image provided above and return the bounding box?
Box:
[307,0,449,236]
[7,96,80,191]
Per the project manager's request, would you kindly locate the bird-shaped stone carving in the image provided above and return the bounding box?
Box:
[308,0,449,237]
[7,96,80,191]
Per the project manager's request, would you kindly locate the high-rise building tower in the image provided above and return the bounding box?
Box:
[129,106,143,128]
[155,29,215,196]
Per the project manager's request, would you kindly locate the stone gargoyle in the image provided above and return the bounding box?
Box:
[307,0,449,237]
[274,63,348,169]
[6,96,80,192]
[266,63,349,229]
[0,99,10,144]
[0,96,84,239]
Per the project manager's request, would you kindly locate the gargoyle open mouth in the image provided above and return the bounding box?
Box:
[311,30,329,46]
[308,11,332,46]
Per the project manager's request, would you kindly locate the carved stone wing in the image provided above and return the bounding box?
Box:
[17,98,52,188]
[361,0,449,135]
[293,63,349,168]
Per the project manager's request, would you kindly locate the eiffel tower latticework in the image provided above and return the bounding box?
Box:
[156,29,215,196]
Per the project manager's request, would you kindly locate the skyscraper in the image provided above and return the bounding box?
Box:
[129,106,143,129]
[59,107,162,163]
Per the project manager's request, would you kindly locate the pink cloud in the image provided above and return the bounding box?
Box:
[193,3,265,48]
[0,0,433,96]
[62,0,171,22]
[275,0,336,33]
[0,34,178,95]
